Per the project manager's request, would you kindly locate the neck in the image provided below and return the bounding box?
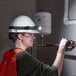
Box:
[14,40,27,51]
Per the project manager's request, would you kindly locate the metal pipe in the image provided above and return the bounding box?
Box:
[34,44,59,47]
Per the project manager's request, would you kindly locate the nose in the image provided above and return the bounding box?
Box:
[32,34,36,39]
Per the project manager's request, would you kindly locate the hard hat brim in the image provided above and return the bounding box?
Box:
[9,29,39,34]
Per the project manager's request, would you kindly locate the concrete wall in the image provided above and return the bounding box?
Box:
[0,0,36,61]
[36,0,76,76]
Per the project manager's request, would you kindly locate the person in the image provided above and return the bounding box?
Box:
[0,15,73,76]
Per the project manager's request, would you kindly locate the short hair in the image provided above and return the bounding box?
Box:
[9,33,18,43]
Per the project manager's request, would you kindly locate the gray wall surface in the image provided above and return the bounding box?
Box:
[36,0,76,76]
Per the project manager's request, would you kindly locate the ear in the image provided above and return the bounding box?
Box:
[18,34,23,40]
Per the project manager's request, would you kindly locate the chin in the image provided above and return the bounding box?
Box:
[29,44,33,48]
[31,45,33,47]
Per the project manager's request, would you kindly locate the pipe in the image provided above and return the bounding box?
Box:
[34,44,59,47]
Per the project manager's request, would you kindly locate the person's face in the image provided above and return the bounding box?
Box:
[21,33,35,48]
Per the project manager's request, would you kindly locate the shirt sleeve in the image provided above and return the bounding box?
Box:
[31,62,58,76]
[17,52,58,76]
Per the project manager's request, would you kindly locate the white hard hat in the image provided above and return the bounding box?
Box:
[9,15,39,33]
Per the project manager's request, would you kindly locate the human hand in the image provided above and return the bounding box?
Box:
[58,38,68,51]
[58,38,75,51]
